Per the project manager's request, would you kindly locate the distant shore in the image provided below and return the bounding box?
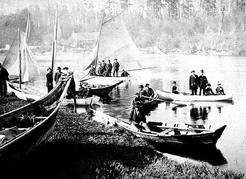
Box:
[0,96,244,178]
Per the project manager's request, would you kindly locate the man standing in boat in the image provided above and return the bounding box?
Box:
[113,58,120,77]
[46,67,53,93]
[0,63,9,97]
[198,69,208,95]
[189,70,198,95]
[105,60,112,76]
[54,67,62,83]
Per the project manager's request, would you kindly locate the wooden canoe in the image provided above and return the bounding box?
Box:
[116,120,226,146]
[77,80,123,98]
[0,76,71,162]
[156,89,233,102]
[62,95,100,106]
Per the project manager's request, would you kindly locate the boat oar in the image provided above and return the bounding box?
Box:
[119,67,157,73]
[141,95,188,107]
[80,76,97,82]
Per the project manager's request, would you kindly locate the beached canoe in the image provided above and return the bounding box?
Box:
[0,76,71,162]
[116,120,226,146]
[156,89,233,102]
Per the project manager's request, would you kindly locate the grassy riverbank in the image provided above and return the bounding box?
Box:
[0,97,244,178]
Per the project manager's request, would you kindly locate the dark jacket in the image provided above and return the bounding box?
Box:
[113,61,120,70]
[46,72,53,87]
[121,71,130,77]
[54,71,61,83]
[189,74,198,89]
[198,75,208,88]
[0,67,9,81]
[129,108,146,124]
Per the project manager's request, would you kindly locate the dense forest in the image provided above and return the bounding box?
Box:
[1,0,246,55]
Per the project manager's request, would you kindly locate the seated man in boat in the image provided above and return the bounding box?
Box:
[204,83,215,95]
[144,84,155,99]
[138,85,145,102]
[89,65,96,76]
[172,81,179,94]
[216,81,225,95]
[121,69,130,77]
[129,106,150,131]
[78,83,90,98]
[132,92,143,107]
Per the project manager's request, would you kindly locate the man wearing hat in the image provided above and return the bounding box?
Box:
[54,67,62,83]
[216,81,225,95]
[46,67,53,92]
[198,69,208,95]
[189,70,199,95]
[144,84,154,98]
[113,58,120,77]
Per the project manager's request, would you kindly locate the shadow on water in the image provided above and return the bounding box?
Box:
[153,143,227,166]
[1,141,158,179]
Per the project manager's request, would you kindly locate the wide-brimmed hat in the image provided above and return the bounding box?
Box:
[139,85,144,88]
[191,70,195,73]
[145,84,150,87]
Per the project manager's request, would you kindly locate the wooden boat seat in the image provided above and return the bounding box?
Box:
[0,126,27,145]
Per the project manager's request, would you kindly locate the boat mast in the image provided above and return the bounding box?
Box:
[94,11,105,67]
[18,27,22,89]
[51,8,58,75]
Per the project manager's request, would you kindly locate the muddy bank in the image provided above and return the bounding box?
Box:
[0,98,244,178]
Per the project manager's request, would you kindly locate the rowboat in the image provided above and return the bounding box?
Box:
[0,75,71,162]
[136,90,159,111]
[78,80,124,98]
[116,120,226,146]
[156,89,233,102]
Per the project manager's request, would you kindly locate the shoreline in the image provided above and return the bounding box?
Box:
[0,97,244,178]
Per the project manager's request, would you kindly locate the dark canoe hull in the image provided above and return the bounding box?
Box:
[137,91,159,112]
[88,80,123,97]
[117,120,226,146]
[0,105,59,164]
[0,77,71,163]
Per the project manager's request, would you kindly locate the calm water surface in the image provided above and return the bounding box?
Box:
[1,52,245,173]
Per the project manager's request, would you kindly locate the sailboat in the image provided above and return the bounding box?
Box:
[3,13,43,100]
[81,12,142,86]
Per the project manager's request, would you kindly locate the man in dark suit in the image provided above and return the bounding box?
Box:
[46,67,53,93]
[0,63,9,97]
[113,58,120,77]
[198,69,208,95]
[189,70,198,95]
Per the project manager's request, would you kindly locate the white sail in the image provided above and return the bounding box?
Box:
[86,13,142,70]
[2,14,40,83]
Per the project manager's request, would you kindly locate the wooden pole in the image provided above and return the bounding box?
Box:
[73,96,77,113]
[18,27,22,89]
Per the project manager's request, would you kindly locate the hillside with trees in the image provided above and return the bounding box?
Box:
[1,0,246,55]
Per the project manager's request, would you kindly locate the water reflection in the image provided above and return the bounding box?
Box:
[190,106,209,121]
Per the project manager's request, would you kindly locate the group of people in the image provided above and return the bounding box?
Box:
[0,63,9,97]
[46,66,75,98]
[171,69,225,96]
[89,58,120,77]
[132,84,155,106]
[89,58,130,77]
[128,83,156,131]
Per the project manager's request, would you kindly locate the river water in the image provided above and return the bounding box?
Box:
[1,52,246,173]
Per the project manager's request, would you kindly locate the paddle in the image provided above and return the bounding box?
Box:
[141,95,188,107]
[119,67,157,73]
